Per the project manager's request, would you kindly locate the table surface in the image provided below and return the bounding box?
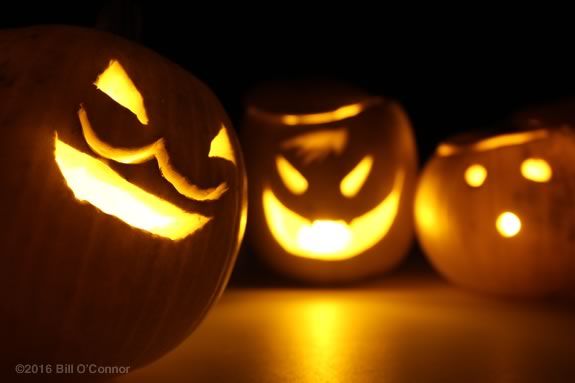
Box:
[115,270,575,383]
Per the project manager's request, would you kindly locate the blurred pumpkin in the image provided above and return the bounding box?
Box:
[415,122,575,297]
[243,82,417,283]
[0,26,246,376]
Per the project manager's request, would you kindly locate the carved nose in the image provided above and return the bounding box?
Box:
[496,211,522,238]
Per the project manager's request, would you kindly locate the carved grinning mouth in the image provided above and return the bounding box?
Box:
[262,171,405,261]
[54,136,211,240]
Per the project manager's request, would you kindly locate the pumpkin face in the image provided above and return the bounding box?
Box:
[0,26,246,374]
[56,59,237,240]
[244,82,417,283]
[415,127,575,296]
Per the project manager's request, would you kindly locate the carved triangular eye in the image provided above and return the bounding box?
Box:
[94,60,149,125]
[340,155,373,198]
[276,155,308,195]
[209,125,236,165]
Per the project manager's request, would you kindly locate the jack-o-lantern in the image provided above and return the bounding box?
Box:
[243,82,418,283]
[415,123,575,297]
[0,26,246,375]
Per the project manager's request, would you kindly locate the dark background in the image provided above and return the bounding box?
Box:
[3,2,574,285]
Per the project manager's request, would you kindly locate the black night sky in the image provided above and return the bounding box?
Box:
[3,4,573,160]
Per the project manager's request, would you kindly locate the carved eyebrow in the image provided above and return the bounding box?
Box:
[79,106,227,201]
[281,128,348,165]
[437,129,549,157]
[249,101,371,126]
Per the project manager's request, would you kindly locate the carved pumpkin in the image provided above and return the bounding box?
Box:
[415,125,575,297]
[0,26,246,374]
[243,82,418,283]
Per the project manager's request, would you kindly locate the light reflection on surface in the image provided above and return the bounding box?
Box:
[289,299,347,383]
[117,275,575,383]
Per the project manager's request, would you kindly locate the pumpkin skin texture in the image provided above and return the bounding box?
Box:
[415,127,575,297]
[0,26,246,377]
[243,82,418,283]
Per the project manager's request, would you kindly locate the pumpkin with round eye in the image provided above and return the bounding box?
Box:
[0,26,246,375]
[415,127,575,297]
[243,82,418,283]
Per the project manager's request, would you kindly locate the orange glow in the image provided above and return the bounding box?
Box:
[414,196,437,234]
[54,136,210,240]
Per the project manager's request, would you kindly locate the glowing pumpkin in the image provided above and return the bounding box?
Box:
[415,126,575,297]
[243,82,418,283]
[0,26,246,374]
